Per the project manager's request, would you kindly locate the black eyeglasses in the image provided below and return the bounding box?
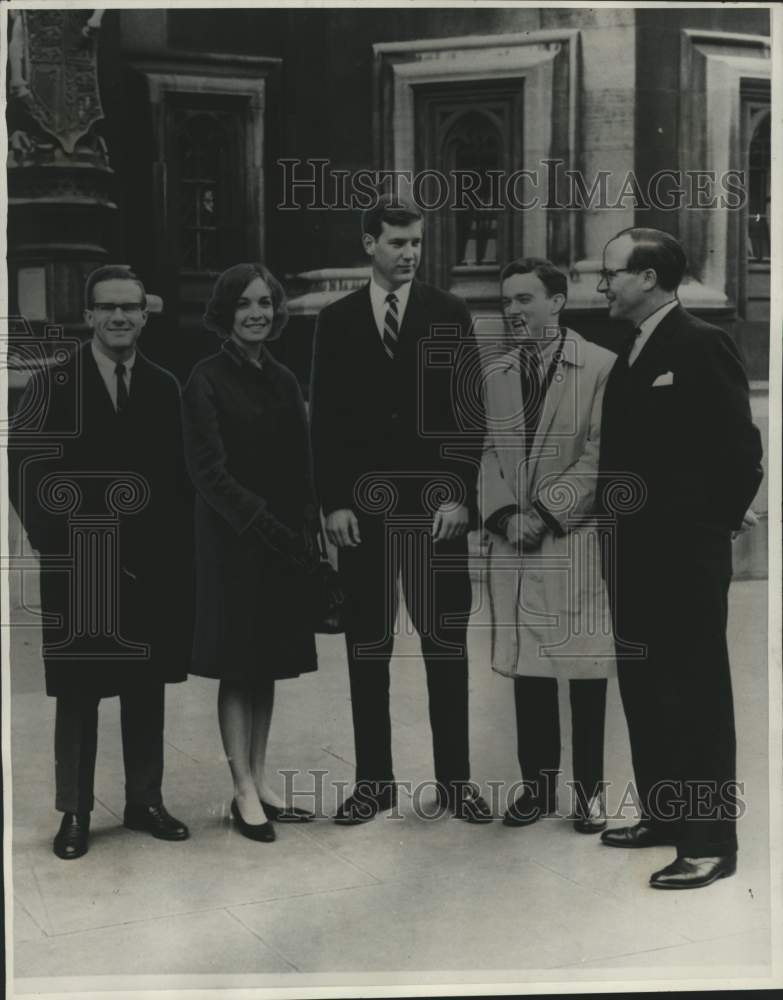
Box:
[598,268,634,283]
[92,302,145,314]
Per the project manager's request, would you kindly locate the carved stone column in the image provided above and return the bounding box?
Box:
[7,10,117,337]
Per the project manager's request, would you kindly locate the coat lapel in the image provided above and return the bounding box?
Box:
[399,280,424,344]
[527,331,582,492]
[123,351,151,421]
[81,342,118,423]
[492,356,528,505]
[628,304,680,382]
[355,284,392,364]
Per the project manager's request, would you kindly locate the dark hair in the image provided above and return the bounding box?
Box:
[614,227,687,292]
[203,263,289,340]
[361,193,423,238]
[84,265,146,309]
[500,257,568,302]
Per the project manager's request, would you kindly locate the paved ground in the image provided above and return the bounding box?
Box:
[6,513,775,993]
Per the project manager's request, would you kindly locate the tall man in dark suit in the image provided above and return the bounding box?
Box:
[10,265,193,859]
[310,196,490,824]
[597,228,763,889]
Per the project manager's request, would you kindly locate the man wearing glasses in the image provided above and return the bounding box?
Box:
[596,228,763,889]
[10,265,193,859]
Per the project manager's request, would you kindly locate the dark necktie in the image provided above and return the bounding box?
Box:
[519,343,546,459]
[613,327,642,374]
[382,292,399,360]
[115,361,129,413]
[627,326,643,365]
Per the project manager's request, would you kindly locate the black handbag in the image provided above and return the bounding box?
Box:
[311,526,345,634]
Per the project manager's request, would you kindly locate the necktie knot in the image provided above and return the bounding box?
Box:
[620,327,642,355]
[115,361,126,377]
[386,292,398,308]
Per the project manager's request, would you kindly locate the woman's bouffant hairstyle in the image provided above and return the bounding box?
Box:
[203,263,289,340]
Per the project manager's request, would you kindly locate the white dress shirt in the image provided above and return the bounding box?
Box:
[369,277,412,341]
[628,297,679,366]
[91,340,136,411]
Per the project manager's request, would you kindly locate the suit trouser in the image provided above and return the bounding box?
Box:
[611,533,738,858]
[514,676,607,810]
[54,682,165,814]
[338,515,472,788]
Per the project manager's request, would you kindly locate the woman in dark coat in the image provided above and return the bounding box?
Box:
[182,263,318,841]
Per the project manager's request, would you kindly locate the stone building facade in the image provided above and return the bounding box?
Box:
[6,5,771,575]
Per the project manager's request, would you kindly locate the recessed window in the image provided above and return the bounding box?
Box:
[747,110,770,263]
[172,108,237,273]
[445,111,502,267]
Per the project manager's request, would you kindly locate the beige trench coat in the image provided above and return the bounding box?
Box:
[480,329,617,680]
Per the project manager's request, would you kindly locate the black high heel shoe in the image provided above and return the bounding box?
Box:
[260,800,315,823]
[230,798,276,842]
[573,792,607,834]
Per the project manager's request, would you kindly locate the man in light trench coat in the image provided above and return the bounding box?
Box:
[480,257,617,832]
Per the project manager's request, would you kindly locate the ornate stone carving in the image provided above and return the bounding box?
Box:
[8,10,106,160]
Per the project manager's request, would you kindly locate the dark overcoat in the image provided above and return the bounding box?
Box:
[9,343,194,697]
[598,303,763,853]
[181,340,318,681]
[599,304,764,643]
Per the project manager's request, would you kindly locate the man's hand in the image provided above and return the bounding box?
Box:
[432,503,470,543]
[325,509,362,548]
[506,509,547,552]
[732,508,759,540]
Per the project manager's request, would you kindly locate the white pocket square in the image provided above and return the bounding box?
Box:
[652,371,674,387]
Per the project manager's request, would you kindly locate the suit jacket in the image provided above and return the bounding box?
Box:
[481,330,617,678]
[9,342,194,696]
[598,304,763,650]
[310,279,483,519]
[599,304,763,538]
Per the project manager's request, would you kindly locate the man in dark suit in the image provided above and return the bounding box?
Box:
[10,265,193,859]
[597,228,763,889]
[310,196,490,824]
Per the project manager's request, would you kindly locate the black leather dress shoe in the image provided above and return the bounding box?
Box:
[650,853,737,890]
[502,789,556,828]
[436,783,493,823]
[230,799,275,842]
[573,793,607,834]
[260,800,314,823]
[334,783,397,825]
[124,803,190,841]
[53,812,90,860]
[600,822,677,848]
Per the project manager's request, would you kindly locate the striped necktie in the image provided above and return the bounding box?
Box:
[382,292,399,360]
